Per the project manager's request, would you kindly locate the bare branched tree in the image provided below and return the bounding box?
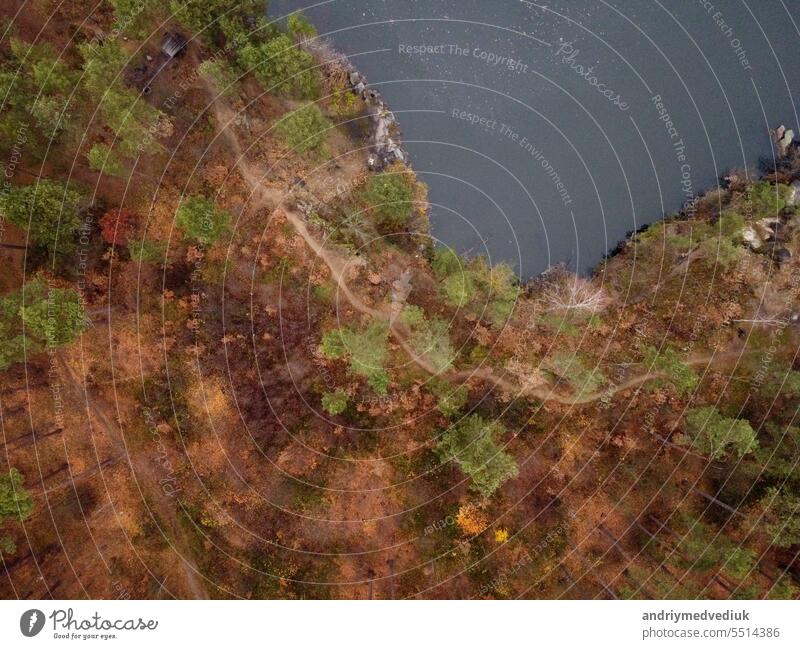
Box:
[541,268,608,314]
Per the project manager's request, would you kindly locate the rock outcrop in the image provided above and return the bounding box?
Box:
[301,38,408,171]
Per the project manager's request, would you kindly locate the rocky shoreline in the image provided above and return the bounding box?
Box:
[301,38,408,171]
[302,35,800,282]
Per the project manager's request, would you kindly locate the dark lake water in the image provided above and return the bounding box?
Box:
[270,0,800,277]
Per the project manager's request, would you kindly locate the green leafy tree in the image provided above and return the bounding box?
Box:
[79,42,167,158]
[0,468,33,522]
[175,196,231,245]
[109,0,161,37]
[768,576,798,600]
[19,285,86,348]
[0,180,83,252]
[401,306,455,373]
[431,248,480,307]
[321,390,348,415]
[238,35,319,98]
[470,258,519,326]
[359,172,415,232]
[678,406,757,460]
[442,271,476,307]
[757,363,800,400]
[750,422,800,482]
[169,0,263,34]
[436,414,518,497]
[642,345,698,395]
[758,488,800,548]
[275,104,331,154]
[0,39,78,144]
[78,40,127,97]
[746,181,791,215]
[672,518,719,572]
[287,13,317,41]
[0,278,86,368]
[428,378,468,418]
[720,546,756,581]
[100,89,165,157]
[320,321,390,394]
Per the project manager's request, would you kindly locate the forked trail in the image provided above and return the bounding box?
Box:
[209,95,738,407]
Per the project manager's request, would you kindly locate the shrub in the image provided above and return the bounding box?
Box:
[428,378,468,418]
[359,171,415,232]
[321,390,348,415]
[0,535,15,556]
[442,271,476,307]
[768,577,798,600]
[432,247,463,279]
[436,414,518,497]
[0,180,82,253]
[275,104,331,154]
[678,406,757,460]
[198,59,240,98]
[175,196,231,245]
[327,89,362,119]
[128,238,166,263]
[456,503,488,535]
[746,181,790,215]
[699,234,743,270]
[545,353,606,398]
[642,345,698,395]
[87,143,128,177]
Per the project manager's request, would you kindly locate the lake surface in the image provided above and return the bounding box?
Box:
[270,0,800,277]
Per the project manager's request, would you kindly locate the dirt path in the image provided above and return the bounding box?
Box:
[452,350,739,405]
[57,355,209,599]
[208,94,739,408]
